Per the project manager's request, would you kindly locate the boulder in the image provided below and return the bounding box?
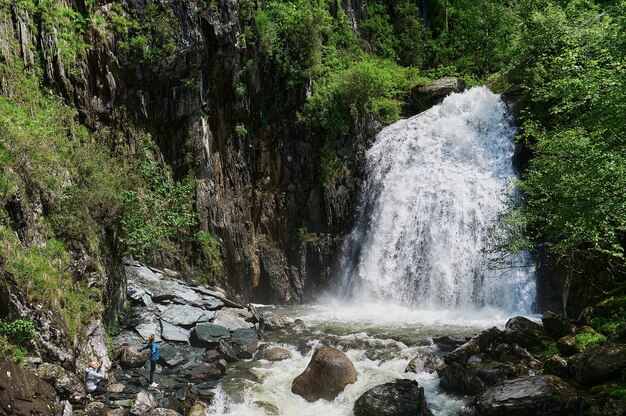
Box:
[433,336,466,352]
[213,307,255,330]
[37,363,86,404]
[0,355,57,416]
[160,304,213,327]
[543,355,569,377]
[160,320,190,343]
[405,352,443,374]
[255,345,292,361]
[444,337,479,364]
[353,379,433,416]
[409,77,465,111]
[475,375,578,416]
[254,401,280,415]
[130,390,158,415]
[218,338,240,362]
[261,311,284,330]
[186,401,209,416]
[192,323,230,347]
[291,345,357,402]
[158,344,190,367]
[108,383,126,393]
[505,316,551,348]
[478,327,507,354]
[556,335,579,356]
[570,343,626,386]
[184,362,223,382]
[440,358,529,395]
[542,311,576,338]
[115,345,148,368]
[231,328,259,359]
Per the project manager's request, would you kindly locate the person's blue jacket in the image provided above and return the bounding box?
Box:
[140,341,159,361]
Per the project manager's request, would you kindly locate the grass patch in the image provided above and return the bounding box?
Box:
[576,332,607,351]
[591,381,626,401]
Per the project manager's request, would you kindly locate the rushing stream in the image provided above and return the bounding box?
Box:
[206,87,537,415]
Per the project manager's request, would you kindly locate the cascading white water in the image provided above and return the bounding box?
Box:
[338,87,536,313]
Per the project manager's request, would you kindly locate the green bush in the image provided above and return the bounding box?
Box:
[0,320,36,345]
[576,332,607,351]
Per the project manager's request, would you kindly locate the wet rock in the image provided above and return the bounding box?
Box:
[433,336,466,352]
[130,390,159,415]
[186,401,209,416]
[231,328,259,359]
[161,320,191,343]
[115,345,148,368]
[192,323,230,347]
[543,355,569,377]
[409,77,465,112]
[214,307,255,330]
[160,304,213,327]
[405,352,443,374]
[577,307,594,326]
[570,343,626,386]
[542,311,576,338]
[255,344,292,361]
[254,401,280,415]
[184,362,223,382]
[444,337,479,364]
[218,338,240,362]
[475,375,578,416]
[556,335,579,356]
[353,379,433,416]
[440,358,529,395]
[83,401,107,416]
[504,316,551,349]
[476,327,507,355]
[0,355,57,416]
[291,345,357,402]
[261,311,284,330]
[37,362,86,404]
[495,343,536,365]
[158,344,188,367]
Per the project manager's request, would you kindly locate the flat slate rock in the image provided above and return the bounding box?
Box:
[214,308,254,330]
[160,304,213,326]
[193,323,230,345]
[136,321,161,341]
[160,321,190,343]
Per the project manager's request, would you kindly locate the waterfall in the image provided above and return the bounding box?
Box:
[338,87,536,314]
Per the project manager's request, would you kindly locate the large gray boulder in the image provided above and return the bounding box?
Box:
[192,323,230,347]
[409,77,465,111]
[115,345,148,368]
[475,375,578,416]
[570,343,626,386]
[354,379,433,416]
[255,344,292,362]
[541,311,576,338]
[230,328,259,359]
[291,345,357,402]
[160,320,190,343]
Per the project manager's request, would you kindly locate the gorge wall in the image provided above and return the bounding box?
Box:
[0,0,384,313]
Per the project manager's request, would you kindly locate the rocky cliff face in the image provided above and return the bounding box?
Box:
[0,0,380,309]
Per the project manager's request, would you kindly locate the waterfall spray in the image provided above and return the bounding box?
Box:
[338,87,536,313]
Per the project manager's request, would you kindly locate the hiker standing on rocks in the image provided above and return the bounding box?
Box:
[85,361,107,397]
[139,334,159,388]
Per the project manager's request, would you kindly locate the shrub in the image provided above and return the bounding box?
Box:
[575,332,607,351]
[195,231,223,285]
[0,319,36,345]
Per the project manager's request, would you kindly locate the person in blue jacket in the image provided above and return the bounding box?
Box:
[139,334,159,387]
